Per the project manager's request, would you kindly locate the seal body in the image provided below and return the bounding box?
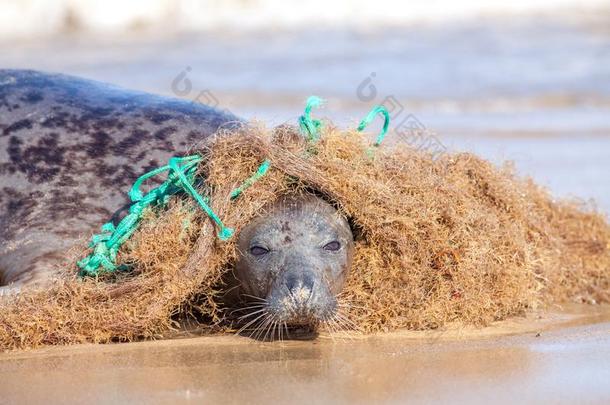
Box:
[0,69,238,290]
[231,195,354,332]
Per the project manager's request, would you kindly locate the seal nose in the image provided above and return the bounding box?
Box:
[286,272,314,304]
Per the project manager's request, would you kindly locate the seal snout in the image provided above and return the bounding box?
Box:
[285,272,314,304]
[269,269,336,324]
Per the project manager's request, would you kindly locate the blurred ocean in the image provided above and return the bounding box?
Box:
[1,0,609,37]
[1,0,609,211]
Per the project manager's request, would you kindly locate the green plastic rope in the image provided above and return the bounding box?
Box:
[168,157,234,240]
[357,105,390,146]
[298,96,324,141]
[230,159,271,200]
[78,155,235,277]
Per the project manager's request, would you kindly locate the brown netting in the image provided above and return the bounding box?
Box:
[1,124,608,350]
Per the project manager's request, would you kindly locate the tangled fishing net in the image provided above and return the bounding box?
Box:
[0,116,608,351]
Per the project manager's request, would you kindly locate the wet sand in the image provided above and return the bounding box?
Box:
[1,304,609,404]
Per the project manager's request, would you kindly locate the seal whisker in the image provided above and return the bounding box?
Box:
[270,318,280,342]
[278,320,284,342]
[321,314,334,333]
[241,294,268,303]
[236,311,268,336]
[266,316,279,342]
[247,317,268,340]
[320,309,355,340]
[236,308,268,322]
[230,304,266,316]
[336,302,365,311]
[332,318,349,336]
[236,317,266,337]
[252,313,274,341]
[275,319,281,342]
[332,315,359,339]
[237,305,267,313]
[322,317,335,340]
[332,311,358,334]
[330,319,347,338]
[233,303,266,313]
[334,311,358,330]
[335,297,366,312]
[273,319,280,342]
[322,316,339,341]
[262,314,276,342]
[259,316,275,341]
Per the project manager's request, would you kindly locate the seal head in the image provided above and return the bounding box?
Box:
[235,195,354,328]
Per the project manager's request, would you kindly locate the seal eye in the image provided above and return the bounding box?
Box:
[323,241,341,251]
[250,246,269,256]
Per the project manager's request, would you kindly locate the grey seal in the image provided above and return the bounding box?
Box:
[0,70,356,335]
[0,69,237,292]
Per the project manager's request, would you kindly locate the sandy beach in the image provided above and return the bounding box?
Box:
[0,304,608,404]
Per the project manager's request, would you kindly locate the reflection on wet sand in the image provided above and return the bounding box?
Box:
[0,305,609,404]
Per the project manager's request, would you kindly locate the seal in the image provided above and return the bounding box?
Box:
[0,69,238,292]
[228,194,354,336]
[0,70,356,334]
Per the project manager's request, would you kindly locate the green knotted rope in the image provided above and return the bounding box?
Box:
[357,105,390,147]
[298,96,324,142]
[78,155,206,276]
[168,156,234,240]
[78,153,272,277]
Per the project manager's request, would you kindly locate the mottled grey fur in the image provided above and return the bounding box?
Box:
[0,70,238,289]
